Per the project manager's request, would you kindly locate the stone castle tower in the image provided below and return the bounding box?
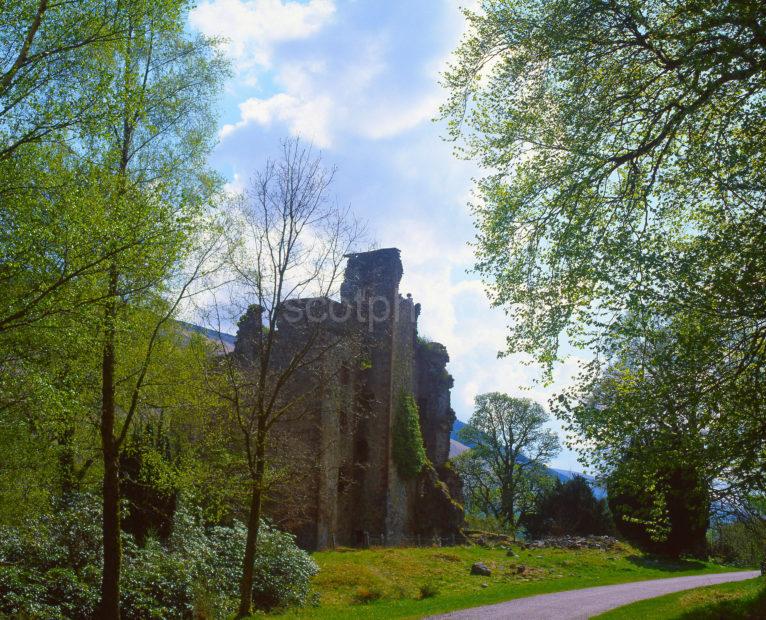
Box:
[235,248,463,549]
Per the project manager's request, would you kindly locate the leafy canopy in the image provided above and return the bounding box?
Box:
[441,0,766,368]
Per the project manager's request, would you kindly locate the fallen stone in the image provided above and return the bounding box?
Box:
[470,562,492,576]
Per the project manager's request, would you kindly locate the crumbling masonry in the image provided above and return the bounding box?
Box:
[234,248,463,549]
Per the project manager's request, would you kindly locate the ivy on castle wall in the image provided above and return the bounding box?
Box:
[392,392,428,480]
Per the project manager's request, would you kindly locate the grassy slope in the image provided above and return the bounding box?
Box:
[595,577,766,619]
[273,543,740,619]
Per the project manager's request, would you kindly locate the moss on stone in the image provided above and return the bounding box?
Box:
[392,392,428,479]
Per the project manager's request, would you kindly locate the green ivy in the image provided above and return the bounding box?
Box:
[392,393,428,480]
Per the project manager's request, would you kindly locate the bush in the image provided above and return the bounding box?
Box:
[171,506,318,611]
[251,522,319,610]
[121,539,196,619]
[0,566,99,620]
[419,583,439,599]
[521,476,614,539]
[708,521,766,568]
[0,494,319,618]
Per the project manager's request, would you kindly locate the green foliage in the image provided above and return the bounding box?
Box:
[607,453,709,558]
[121,538,197,620]
[0,566,99,620]
[453,393,559,536]
[442,0,766,367]
[708,521,766,569]
[441,0,766,538]
[553,316,727,556]
[392,392,428,480]
[0,495,319,617]
[521,476,614,539]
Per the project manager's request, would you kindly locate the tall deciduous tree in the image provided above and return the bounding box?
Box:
[454,393,559,538]
[205,139,361,618]
[0,0,118,162]
[1,1,123,339]
[553,311,762,555]
[442,0,765,365]
[82,1,227,615]
[441,0,766,523]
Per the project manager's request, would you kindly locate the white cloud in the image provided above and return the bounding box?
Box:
[189,0,336,80]
[223,172,245,194]
[211,8,452,146]
[220,93,333,147]
[356,93,442,140]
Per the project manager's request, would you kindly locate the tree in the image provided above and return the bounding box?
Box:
[453,393,559,538]
[552,312,757,556]
[1,2,126,339]
[1,3,124,493]
[1,2,229,615]
[204,139,361,618]
[81,1,227,614]
[442,0,766,366]
[608,447,710,557]
[0,0,118,162]
[441,0,766,532]
[521,476,613,539]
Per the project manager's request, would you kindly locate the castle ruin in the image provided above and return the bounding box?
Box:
[233,248,463,549]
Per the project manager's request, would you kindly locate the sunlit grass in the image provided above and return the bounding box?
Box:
[269,543,741,619]
[595,576,766,619]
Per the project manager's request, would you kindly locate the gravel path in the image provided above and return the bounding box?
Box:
[430,571,761,620]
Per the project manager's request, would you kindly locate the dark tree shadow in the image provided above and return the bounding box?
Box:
[626,554,707,572]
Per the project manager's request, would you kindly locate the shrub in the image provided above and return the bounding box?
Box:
[251,522,319,610]
[392,392,428,479]
[170,504,318,612]
[0,495,319,617]
[419,583,439,599]
[708,521,766,568]
[0,566,99,620]
[521,476,614,539]
[121,539,196,619]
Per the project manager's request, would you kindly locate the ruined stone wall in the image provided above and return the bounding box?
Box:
[384,294,418,543]
[235,248,463,549]
[340,249,403,543]
[415,340,456,467]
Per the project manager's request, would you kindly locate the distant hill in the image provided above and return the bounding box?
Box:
[177,321,236,351]
[450,419,605,499]
[450,419,471,445]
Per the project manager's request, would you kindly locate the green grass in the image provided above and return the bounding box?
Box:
[270,543,742,619]
[595,577,766,619]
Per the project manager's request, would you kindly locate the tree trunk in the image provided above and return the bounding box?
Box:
[99,265,121,620]
[58,426,76,497]
[236,435,266,618]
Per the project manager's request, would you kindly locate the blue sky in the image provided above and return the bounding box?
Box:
[189,0,585,470]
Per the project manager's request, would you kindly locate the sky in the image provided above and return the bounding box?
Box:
[188,0,586,470]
